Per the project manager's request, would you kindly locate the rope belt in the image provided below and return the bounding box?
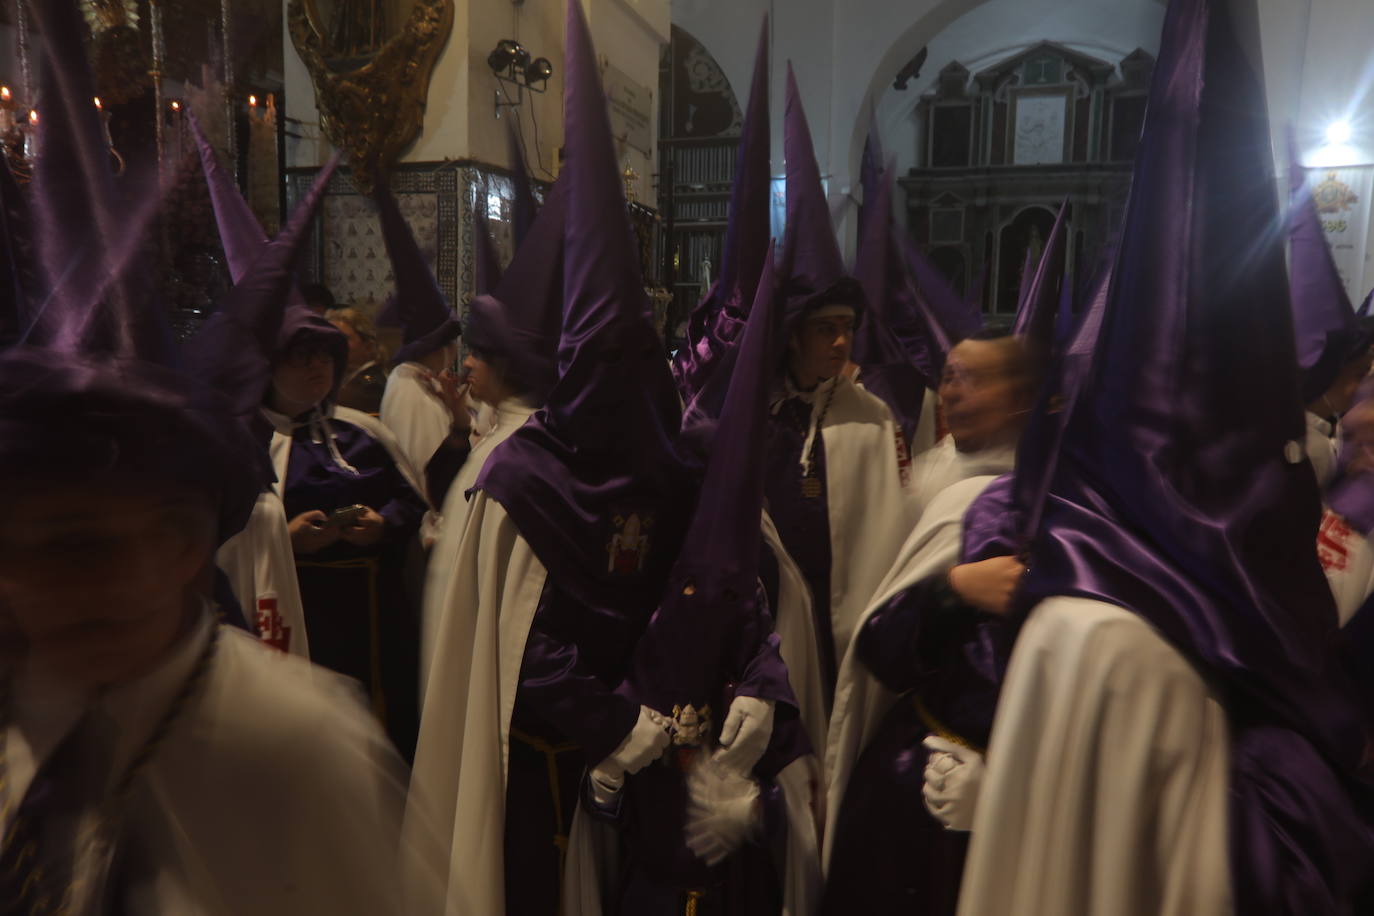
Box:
[297,556,384,720]
[911,694,985,755]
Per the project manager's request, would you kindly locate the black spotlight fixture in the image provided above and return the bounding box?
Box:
[490,39,554,118]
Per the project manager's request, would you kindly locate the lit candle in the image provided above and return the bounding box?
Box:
[0,86,11,133]
[249,94,258,108]
[24,109,37,159]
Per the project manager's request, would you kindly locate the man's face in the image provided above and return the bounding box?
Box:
[463,351,510,406]
[788,308,856,388]
[0,475,215,688]
[939,337,1034,453]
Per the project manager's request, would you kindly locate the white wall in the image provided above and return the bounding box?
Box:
[284,0,668,202]
[673,0,1373,277]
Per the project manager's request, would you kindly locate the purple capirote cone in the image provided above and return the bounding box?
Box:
[465,183,566,402]
[852,152,932,446]
[1016,0,1373,907]
[672,16,771,404]
[472,202,503,297]
[509,120,541,245]
[189,112,266,284]
[902,239,983,347]
[25,0,170,363]
[778,63,862,334]
[474,0,695,614]
[1011,199,1069,351]
[372,177,461,366]
[185,153,343,416]
[1288,137,1370,404]
[0,0,271,545]
[627,247,783,719]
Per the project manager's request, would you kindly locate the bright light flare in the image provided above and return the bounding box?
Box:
[1327,120,1353,145]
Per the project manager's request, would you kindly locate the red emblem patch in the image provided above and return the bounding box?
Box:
[255,596,292,652]
[1317,510,1354,573]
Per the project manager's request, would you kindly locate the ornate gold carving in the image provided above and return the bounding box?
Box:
[288,0,454,195]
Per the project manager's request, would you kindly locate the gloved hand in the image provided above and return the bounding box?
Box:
[586,766,625,810]
[921,734,985,831]
[685,757,761,866]
[711,695,775,775]
[594,706,670,782]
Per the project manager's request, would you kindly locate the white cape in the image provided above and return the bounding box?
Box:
[410,492,821,915]
[816,377,920,669]
[379,363,453,502]
[908,435,1017,520]
[418,397,536,691]
[115,627,441,914]
[821,475,996,867]
[957,596,1231,916]
[215,488,309,658]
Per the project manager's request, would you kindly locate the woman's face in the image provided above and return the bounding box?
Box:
[272,345,335,412]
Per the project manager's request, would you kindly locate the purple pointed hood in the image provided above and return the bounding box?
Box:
[627,247,783,716]
[778,64,864,335]
[1011,200,1069,351]
[373,178,461,366]
[0,0,273,544]
[672,17,772,403]
[852,153,933,444]
[475,0,695,614]
[465,182,566,402]
[185,155,343,416]
[509,122,541,246]
[1289,146,1370,405]
[902,238,983,350]
[1358,287,1373,321]
[190,113,268,285]
[1015,0,1372,903]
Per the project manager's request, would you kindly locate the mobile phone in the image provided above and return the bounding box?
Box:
[325,504,368,528]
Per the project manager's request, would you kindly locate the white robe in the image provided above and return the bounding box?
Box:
[811,376,920,669]
[956,596,1232,916]
[6,614,442,915]
[907,434,1017,520]
[216,488,309,658]
[409,492,820,915]
[379,362,453,501]
[418,396,536,692]
[1317,505,1374,626]
[821,475,998,868]
[1306,410,1339,490]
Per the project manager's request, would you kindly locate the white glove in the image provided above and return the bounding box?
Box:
[586,766,625,810]
[596,705,671,779]
[685,757,761,866]
[921,734,985,832]
[711,695,775,775]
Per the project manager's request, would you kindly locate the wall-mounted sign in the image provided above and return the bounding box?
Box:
[604,62,654,157]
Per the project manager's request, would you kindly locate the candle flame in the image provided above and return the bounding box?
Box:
[93,96,102,110]
[28,109,38,124]
[248,94,258,107]
[0,86,10,101]
[170,100,181,111]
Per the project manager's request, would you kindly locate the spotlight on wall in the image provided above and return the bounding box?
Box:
[1327,120,1353,146]
[490,39,554,118]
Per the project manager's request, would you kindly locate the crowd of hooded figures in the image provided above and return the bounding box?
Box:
[3,0,1374,913]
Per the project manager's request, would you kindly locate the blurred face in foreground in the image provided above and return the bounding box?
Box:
[0,474,216,689]
[939,336,1037,453]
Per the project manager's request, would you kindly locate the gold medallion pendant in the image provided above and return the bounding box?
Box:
[801,476,822,499]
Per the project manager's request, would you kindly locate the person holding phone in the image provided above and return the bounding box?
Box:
[265,307,430,760]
